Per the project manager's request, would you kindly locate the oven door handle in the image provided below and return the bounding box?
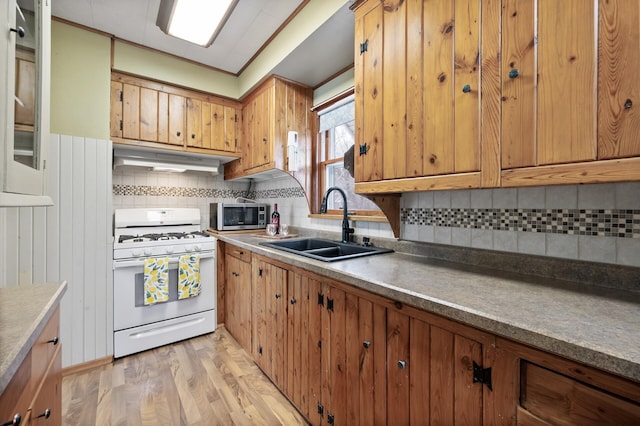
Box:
[113,252,215,269]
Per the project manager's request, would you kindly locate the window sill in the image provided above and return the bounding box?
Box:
[308,213,388,223]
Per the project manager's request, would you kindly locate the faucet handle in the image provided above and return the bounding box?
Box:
[362,237,371,247]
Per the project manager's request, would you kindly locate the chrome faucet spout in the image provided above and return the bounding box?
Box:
[321,186,354,243]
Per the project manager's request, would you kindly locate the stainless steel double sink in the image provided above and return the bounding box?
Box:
[260,238,393,262]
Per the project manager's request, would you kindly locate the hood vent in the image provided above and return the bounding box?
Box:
[112,146,232,175]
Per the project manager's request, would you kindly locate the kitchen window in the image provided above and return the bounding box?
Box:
[316,94,381,216]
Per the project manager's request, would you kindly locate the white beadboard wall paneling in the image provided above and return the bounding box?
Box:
[18,207,33,285]
[0,208,19,287]
[50,135,113,367]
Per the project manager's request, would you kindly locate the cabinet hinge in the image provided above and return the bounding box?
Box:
[119,90,123,102]
[327,413,335,425]
[317,403,324,417]
[360,39,368,55]
[259,267,263,277]
[327,298,334,312]
[119,120,123,131]
[258,345,263,355]
[472,361,492,391]
[317,293,324,306]
[359,143,369,156]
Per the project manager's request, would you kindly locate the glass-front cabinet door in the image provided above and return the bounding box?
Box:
[1,0,51,205]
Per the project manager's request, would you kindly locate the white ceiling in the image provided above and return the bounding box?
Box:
[51,0,355,88]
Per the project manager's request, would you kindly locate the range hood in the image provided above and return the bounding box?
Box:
[113,146,235,175]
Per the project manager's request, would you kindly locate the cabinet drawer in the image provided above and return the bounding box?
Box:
[520,361,640,425]
[31,308,60,392]
[0,352,32,426]
[226,245,251,263]
[29,345,62,426]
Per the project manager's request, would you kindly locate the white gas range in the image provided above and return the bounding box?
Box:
[113,208,217,358]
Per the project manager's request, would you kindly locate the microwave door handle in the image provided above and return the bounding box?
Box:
[113,252,215,269]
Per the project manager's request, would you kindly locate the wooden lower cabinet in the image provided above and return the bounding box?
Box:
[0,307,62,426]
[229,252,640,425]
[495,338,640,426]
[224,245,252,352]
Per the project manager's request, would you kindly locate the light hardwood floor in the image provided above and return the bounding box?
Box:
[62,327,308,425]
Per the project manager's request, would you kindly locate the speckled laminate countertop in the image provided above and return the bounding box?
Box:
[217,233,640,383]
[0,282,67,395]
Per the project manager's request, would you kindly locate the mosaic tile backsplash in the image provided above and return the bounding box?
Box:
[401,208,640,238]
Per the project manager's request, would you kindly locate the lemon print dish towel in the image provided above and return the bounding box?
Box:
[143,257,170,305]
[178,254,201,300]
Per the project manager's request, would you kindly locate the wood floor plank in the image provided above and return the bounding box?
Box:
[62,327,307,425]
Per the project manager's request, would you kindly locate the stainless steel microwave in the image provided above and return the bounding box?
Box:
[210,203,269,231]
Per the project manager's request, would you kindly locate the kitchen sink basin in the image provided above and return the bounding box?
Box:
[260,238,393,262]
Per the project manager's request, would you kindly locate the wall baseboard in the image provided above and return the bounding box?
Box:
[62,355,113,377]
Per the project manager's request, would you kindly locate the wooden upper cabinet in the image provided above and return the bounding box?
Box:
[354,0,640,192]
[353,0,500,193]
[226,76,314,188]
[110,72,242,155]
[501,0,640,186]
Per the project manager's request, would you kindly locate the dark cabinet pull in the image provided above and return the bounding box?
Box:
[191,133,196,139]
[290,298,296,305]
[47,336,59,345]
[176,131,181,136]
[36,409,51,419]
[2,413,22,426]
[10,27,25,38]
[275,293,281,299]
[327,413,335,425]
[363,340,371,349]
[462,84,471,93]
[509,69,520,79]
[262,137,267,143]
[397,360,406,369]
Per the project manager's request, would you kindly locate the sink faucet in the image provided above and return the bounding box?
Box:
[320,186,354,243]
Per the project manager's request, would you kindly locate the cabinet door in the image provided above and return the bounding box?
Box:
[597,0,640,159]
[139,88,159,142]
[121,83,140,140]
[224,106,239,153]
[29,345,62,426]
[186,98,202,148]
[168,94,186,145]
[346,295,387,425]
[287,271,323,424]
[252,258,287,388]
[355,0,482,182]
[224,254,251,351]
[243,88,272,170]
[387,309,485,425]
[110,81,123,138]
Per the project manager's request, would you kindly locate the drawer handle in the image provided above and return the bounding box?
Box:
[47,337,59,345]
[275,293,281,299]
[36,409,51,420]
[290,298,296,305]
[509,68,520,79]
[363,340,371,349]
[397,360,406,369]
[462,84,471,93]
[2,413,22,426]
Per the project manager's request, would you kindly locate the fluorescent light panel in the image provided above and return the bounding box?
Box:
[157,0,238,47]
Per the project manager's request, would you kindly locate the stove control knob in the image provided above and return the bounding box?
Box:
[144,249,153,256]
[132,250,142,257]
[193,245,202,252]
[166,247,175,254]
[185,246,193,252]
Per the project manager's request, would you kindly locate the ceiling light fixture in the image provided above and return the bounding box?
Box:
[156,0,238,47]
